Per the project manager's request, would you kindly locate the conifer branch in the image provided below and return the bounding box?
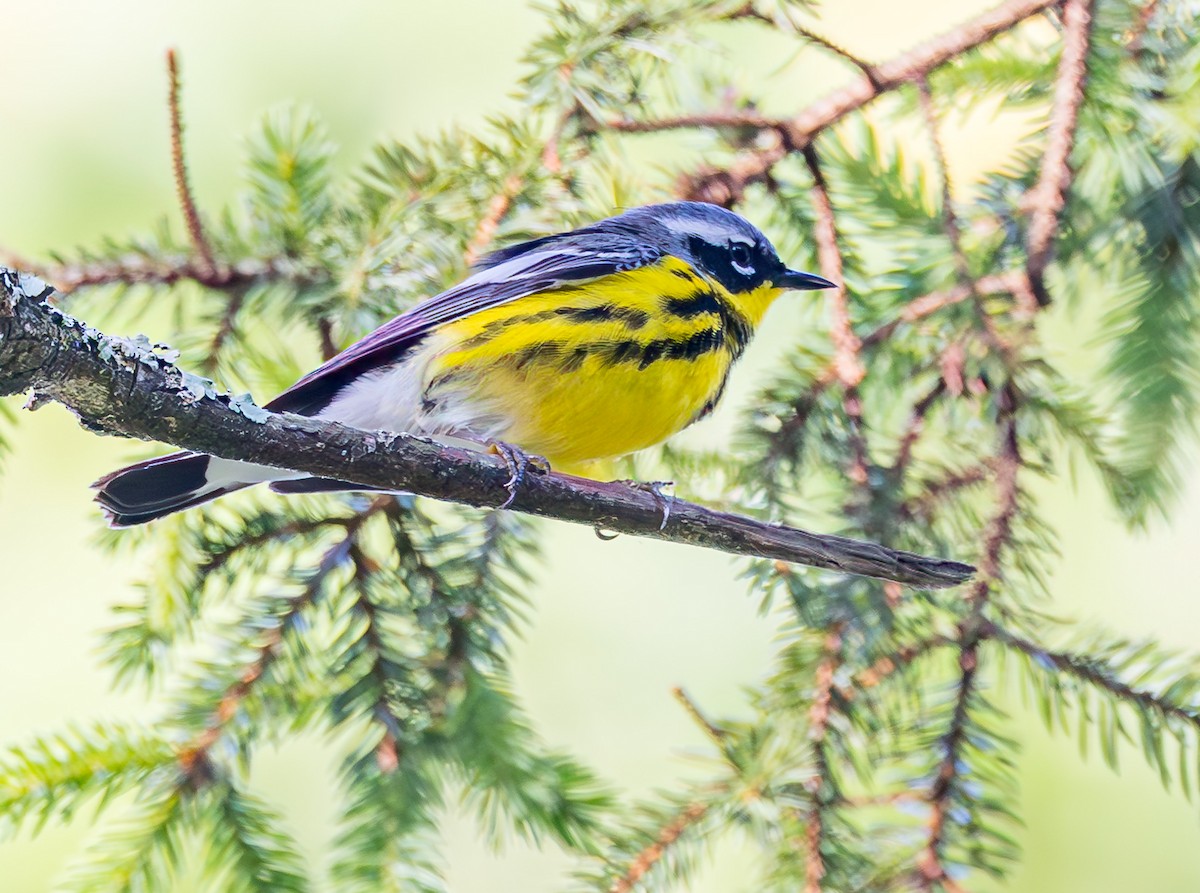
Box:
[0,271,974,589]
[637,0,1062,205]
[1024,0,1096,306]
[800,144,869,489]
[985,623,1200,731]
[792,28,882,87]
[917,639,979,892]
[919,403,1021,888]
[1,253,316,297]
[1127,0,1160,54]
[672,686,729,746]
[894,377,948,475]
[608,801,710,893]
[801,147,863,389]
[859,271,1030,349]
[844,637,952,697]
[803,625,843,893]
[916,78,971,281]
[902,464,993,521]
[463,173,524,266]
[166,50,219,283]
[179,530,360,786]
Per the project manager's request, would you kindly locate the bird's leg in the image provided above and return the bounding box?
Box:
[488,441,551,509]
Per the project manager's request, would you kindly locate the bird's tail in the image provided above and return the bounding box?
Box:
[92,452,282,527]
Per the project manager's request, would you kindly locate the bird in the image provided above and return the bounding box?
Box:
[93,201,835,526]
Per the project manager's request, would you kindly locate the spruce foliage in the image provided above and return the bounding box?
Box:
[3,0,1200,889]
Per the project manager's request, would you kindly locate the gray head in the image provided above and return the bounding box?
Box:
[477,201,834,296]
[590,202,834,295]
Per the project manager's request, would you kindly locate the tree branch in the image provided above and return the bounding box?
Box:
[985,623,1200,731]
[803,624,844,893]
[4,252,318,297]
[651,0,1060,205]
[179,533,357,786]
[166,49,218,281]
[1024,0,1096,306]
[0,270,974,589]
[609,801,710,893]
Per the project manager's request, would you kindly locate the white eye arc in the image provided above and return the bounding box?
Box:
[729,241,755,275]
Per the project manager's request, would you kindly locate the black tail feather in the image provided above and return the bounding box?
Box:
[92,452,248,527]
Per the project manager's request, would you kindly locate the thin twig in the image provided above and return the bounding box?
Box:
[841,635,953,699]
[610,802,711,893]
[918,399,1021,889]
[902,463,993,520]
[894,377,948,475]
[803,624,844,893]
[672,686,728,744]
[801,146,863,389]
[463,173,524,266]
[652,0,1061,205]
[5,253,313,297]
[203,290,245,374]
[859,271,1029,350]
[1024,0,1096,306]
[916,638,979,891]
[794,27,881,86]
[178,534,356,785]
[800,145,869,486]
[166,49,218,282]
[916,78,971,281]
[608,109,780,135]
[1126,0,1159,55]
[347,535,410,773]
[985,622,1200,731]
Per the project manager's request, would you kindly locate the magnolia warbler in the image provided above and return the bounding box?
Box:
[94,201,834,525]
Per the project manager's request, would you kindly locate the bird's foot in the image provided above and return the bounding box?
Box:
[618,479,675,530]
[488,441,551,509]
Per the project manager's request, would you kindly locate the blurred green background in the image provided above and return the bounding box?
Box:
[2,1,1199,890]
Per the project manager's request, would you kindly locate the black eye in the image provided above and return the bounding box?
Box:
[729,242,754,272]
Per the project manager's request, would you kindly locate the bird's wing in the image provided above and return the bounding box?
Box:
[266,237,661,415]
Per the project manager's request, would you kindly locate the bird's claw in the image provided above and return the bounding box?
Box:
[488,441,550,509]
[620,479,675,530]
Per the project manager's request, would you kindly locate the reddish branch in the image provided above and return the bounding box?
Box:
[203,290,246,374]
[916,78,971,282]
[166,50,218,282]
[623,0,1061,205]
[795,27,881,86]
[1127,0,1160,53]
[860,270,1031,350]
[609,802,711,893]
[347,538,407,774]
[803,624,844,893]
[801,147,863,389]
[800,145,869,490]
[7,253,310,297]
[178,534,357,785]
[985,623,1200,730]
[672,686,729,745]
[903,463,993,521]
[1024,0,1096,306]
[463,173,524,266]
[918,405,1021,889]
[894,377,949,474]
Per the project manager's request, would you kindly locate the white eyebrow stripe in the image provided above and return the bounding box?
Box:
[661,214,745,246]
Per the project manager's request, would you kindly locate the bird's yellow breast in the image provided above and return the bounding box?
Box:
[420,256,784,467]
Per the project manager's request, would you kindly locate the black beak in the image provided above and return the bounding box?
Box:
[774,268,837,291]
